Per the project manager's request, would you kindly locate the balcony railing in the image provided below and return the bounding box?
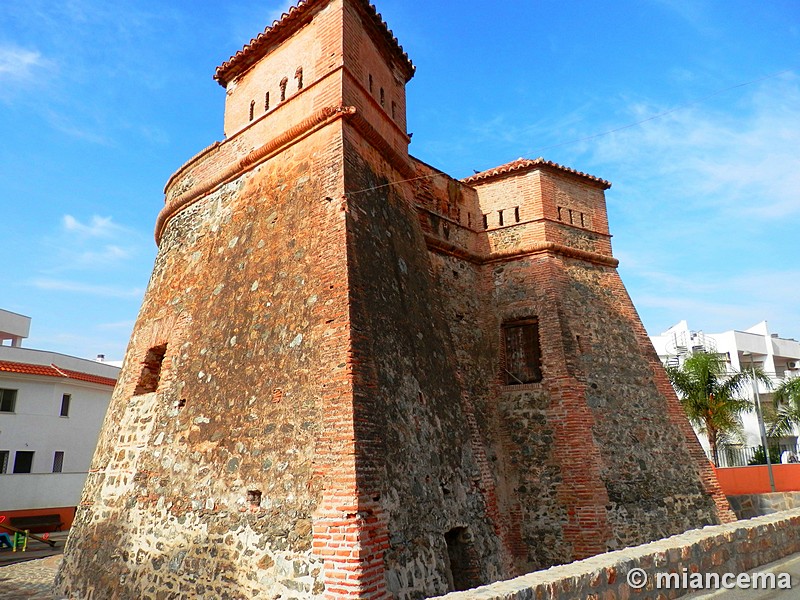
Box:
[710,442,800,468]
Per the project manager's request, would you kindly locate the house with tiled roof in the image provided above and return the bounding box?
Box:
[0,309,119,530]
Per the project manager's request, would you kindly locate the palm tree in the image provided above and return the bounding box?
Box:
[767,377,800,438]
[665,351,755,467]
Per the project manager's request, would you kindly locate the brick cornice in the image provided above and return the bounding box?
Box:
[214,0,414,87]
[423,234,620,268]
[344,110,415,180]
[155,104,356,245]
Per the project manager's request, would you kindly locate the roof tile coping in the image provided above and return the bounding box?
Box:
[214,0,415,87]
[0,360,118,387]
[462,157,611,190]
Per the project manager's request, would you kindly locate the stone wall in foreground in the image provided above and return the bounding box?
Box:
[728,492,800,519]
[433,508,800,599]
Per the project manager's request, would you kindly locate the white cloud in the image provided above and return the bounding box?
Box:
[35,216,146,273]
[0,45,45,80]
[30,278,144,299]
[62,215,124,238]
[582,73,800,338]
[590,73,800,220]
[95,320,136,331]
[0,44,50,100]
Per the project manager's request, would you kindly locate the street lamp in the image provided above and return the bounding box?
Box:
[743,351,776,492]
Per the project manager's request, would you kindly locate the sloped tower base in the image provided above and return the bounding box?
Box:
[57,1,734,598]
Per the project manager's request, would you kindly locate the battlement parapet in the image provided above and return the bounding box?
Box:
[411,156,616,266]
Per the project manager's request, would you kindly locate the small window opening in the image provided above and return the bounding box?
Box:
[368,74,373,93]
[502,319,543,384]
[514,206,520,222]
[391,101,397,119]
[568,209,574,224]
[0,451,9,474]
[557,206,563,221]
[444,527,483,592]
[380,87,385,107]
[0,389,17,413]
[264,91,270,111]
[60,393,71,417]
[134,344,167,395]
[247,489,262,507]
[467,213,472,228]
[295,67,303,90]
[52,451,64,473]
[498,210,504,227]
[249,100,255,121]
[482,214,488,229]
[279,77,288,102]
[580,212,586,227]
[13,451,34,474]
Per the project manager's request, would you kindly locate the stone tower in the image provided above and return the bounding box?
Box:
[56,1,735,598]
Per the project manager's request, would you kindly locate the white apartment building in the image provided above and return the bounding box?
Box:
[0,309,119,526]
[651,320,800,464]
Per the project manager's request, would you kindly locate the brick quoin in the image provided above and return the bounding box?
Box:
[56,0,734,598]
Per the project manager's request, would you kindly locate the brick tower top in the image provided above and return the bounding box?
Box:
[212,0,414,142]
[158,0,417,244]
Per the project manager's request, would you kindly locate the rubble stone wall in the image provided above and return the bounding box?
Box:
[434,508,800,600]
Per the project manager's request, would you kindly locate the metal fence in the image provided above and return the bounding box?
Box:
[710,442,800,467]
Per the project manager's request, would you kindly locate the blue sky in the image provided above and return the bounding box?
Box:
[1,0,798,360]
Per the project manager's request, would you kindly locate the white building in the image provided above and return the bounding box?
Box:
[651,320,800,465]
[0,309,119,528]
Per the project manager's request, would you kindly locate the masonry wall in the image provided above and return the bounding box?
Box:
[417,167,732,577]
[57,1,737,596]
[341,129,507,598]
[341,0,409,154]
[56,125,348,599]
[222,0,341,137]
[433,507,800,600]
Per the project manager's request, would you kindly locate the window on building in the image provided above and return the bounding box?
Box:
[249,100,255,121]
[52,451,64,473]
[13,451,34,474]
[264,91,270,111]
[60,393,71,417]
[0,388,17,412]
[134,344,167,395]
[502,319,543,384]
[0,451,9,474]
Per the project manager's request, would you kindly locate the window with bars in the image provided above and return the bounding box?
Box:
[502,319,543,384]
[0,451,9,474]
[52,451,64,473]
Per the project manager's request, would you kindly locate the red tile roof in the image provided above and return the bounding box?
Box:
[214,0,415,86]
[0,360,117,387]
[462,157,611,189]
